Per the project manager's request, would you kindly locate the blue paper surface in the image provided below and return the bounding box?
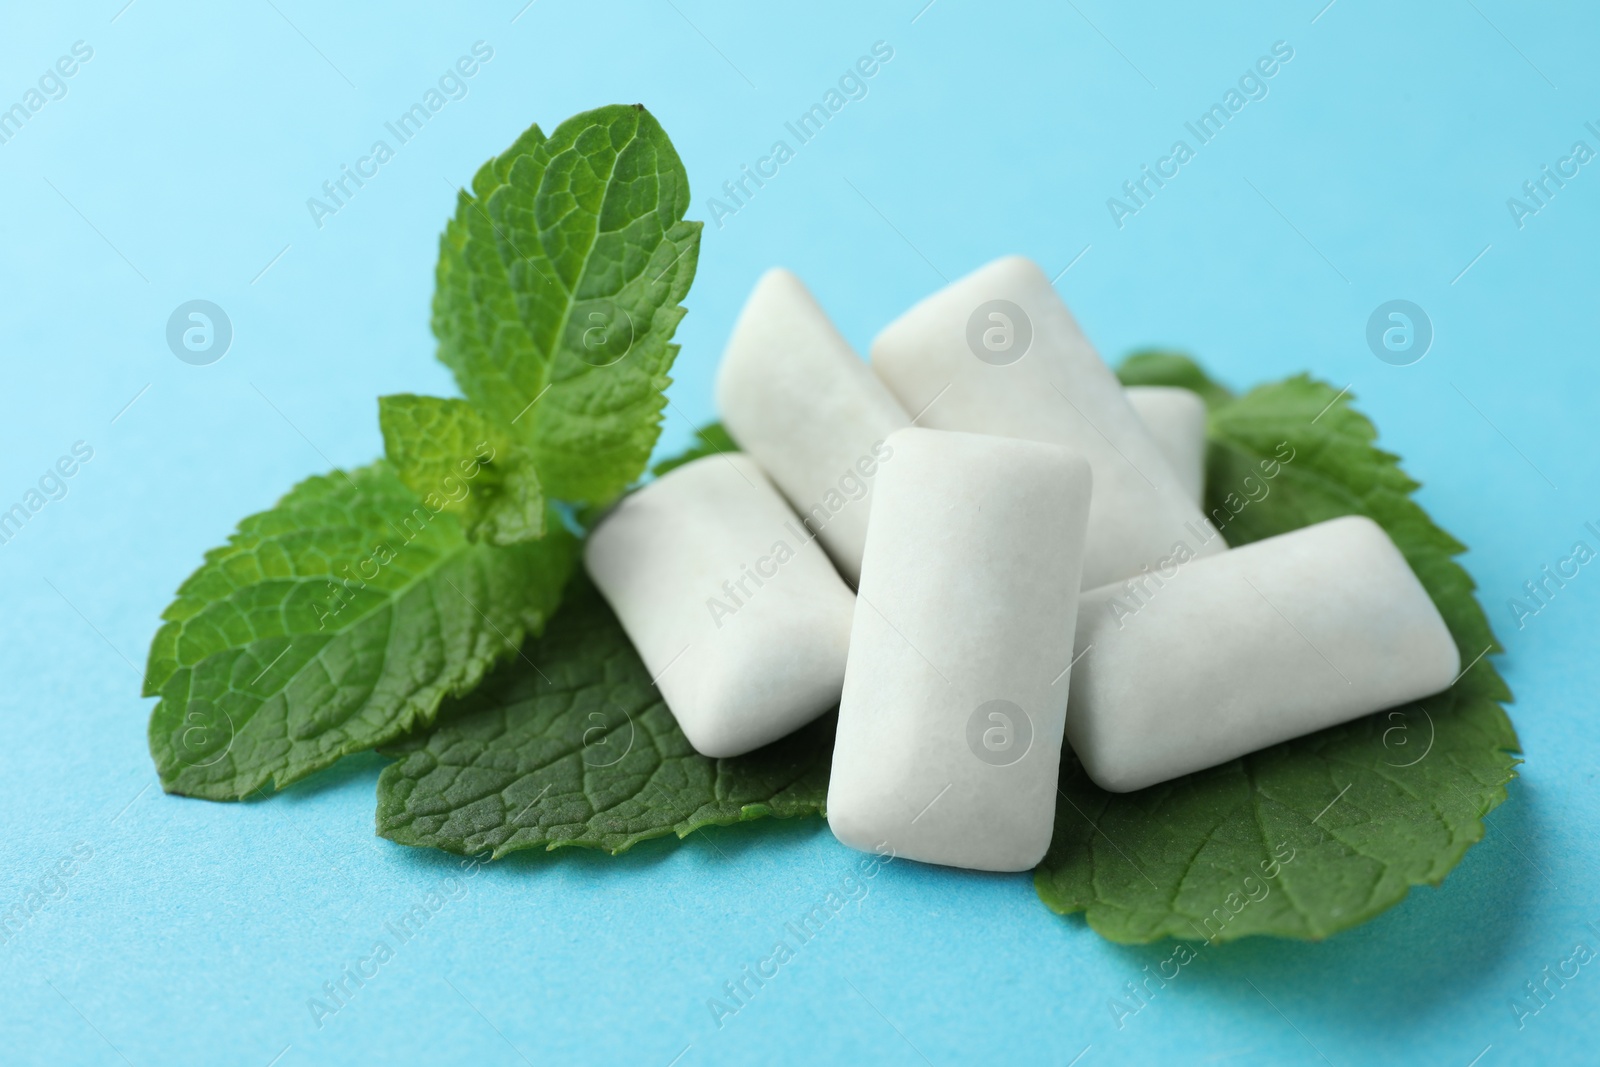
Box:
[2,2,1597,1064]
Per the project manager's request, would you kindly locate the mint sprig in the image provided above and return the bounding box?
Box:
[145,105,698,799]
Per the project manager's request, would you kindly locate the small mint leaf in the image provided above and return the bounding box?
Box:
[378,394,544,544]
[651,422,736,478]
[1117,348,1236,409]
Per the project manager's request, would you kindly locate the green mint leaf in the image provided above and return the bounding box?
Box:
[651,421,735,477]
[431,104,702,507]
[1116,348,1236,409]
[570,421,732,531]
[378,394,545,544]
[375,577,832,857]
[1033,358,1519,942]
[144,462,576,800]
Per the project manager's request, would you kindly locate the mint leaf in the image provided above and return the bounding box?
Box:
[432,104,701,507]
[1033,356,1519,942]
[571,422,734,532]
[376,577,832,857]
[145,463,576,800]
[651,421,735,477]
[378,394,545,544]
[1116,348,1236,408]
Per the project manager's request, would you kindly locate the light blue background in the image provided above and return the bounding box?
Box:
[2,1,1597,1064]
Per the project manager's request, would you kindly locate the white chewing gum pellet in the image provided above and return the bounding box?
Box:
[827,427,1092,872]
[1067,515,1461,793]
[716,269,911,585]
[584,454,854,758]
[870,256,1225,588]
[1125,386,1208,506]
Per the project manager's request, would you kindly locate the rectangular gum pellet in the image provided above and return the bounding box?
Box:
[584,453,855,758]
[716,268,911,585]
[1066,515,1462,792]
[870,256,1225,588]
[1125,385,1208,506]
[827,427,1092,872]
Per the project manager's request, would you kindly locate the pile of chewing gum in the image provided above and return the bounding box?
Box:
[585,257,1459,872]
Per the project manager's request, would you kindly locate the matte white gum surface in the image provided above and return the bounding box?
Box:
[869,256,1225,588]
[716,268,911,585]
[827,427,1092,872]
[584,454,855,758]
[1125,385,1208,506]
[1067,515,1461,793]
